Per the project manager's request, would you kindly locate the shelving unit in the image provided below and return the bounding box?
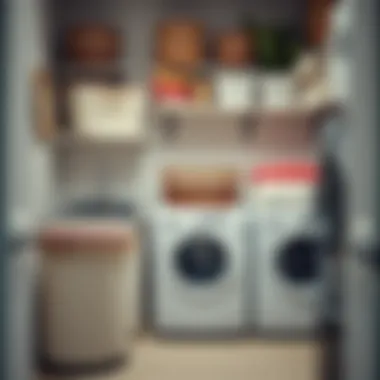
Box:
[153,100,342,149]
[17,0,343,217]
[29,0,340,144]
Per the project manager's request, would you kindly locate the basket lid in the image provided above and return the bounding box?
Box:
[38,221,136,254]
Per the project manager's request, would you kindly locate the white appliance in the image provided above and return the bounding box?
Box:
[249,160,322,335]
[151,164,246,336]
[152,207,246,336]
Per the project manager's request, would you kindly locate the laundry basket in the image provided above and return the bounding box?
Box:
[38,221,137,376]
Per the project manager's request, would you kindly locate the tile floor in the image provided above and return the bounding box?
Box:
[41,337,320,380]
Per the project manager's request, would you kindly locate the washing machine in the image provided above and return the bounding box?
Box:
[152,166,247,337]
[249,160,323,336]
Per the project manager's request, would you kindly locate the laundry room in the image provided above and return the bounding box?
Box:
[6,0,353,379]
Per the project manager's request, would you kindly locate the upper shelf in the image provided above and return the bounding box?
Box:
[53,130,147,148]
[154,99,343,124]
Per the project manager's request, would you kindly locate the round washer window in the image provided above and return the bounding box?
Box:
[277,237,320,284]
[174,236,228,285]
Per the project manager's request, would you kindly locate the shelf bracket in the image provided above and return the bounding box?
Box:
[240,114,257,141]
[160,114,180,142]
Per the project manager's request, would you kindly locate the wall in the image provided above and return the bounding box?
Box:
[6,0,52,379]
[7,0,55,232]
[337,0,380,378]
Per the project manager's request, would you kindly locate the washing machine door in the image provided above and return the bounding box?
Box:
[277,236,320,284]
[174,235,228,285]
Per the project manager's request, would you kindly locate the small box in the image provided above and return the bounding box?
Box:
[68,83,145,141]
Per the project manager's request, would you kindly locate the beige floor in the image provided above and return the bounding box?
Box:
[41,337,320,380]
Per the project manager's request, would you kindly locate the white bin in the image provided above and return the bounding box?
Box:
[38,221,138,377]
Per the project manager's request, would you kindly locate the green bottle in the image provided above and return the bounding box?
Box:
[244,21,303,70]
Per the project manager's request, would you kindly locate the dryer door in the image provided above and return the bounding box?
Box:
[174,235,228,285]
[277,236,320,284]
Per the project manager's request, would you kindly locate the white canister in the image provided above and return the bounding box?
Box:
[69,84,145,141]
[260,73,296,109]
[325,0,353,102]
[214,69,258,110]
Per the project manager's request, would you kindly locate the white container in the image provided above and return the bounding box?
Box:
[69,84,145,141]
[325,0,354,102]
[39,221,138,376]
[260,73,296,109]
[214,69,258,110]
